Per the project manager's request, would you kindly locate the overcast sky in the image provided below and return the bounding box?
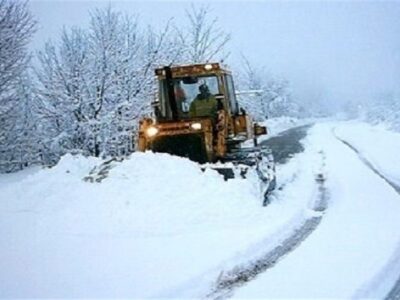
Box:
[29,0,400,108]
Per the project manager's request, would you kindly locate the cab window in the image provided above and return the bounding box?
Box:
[225,75,239,115]
[159,75,220,120]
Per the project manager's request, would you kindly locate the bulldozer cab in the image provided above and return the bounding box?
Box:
[138,63,266,164]
[154,63,239,121]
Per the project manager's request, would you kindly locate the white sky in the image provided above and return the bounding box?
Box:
[29,0,400,108]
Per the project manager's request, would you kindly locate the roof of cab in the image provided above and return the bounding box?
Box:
[155,63,231,78]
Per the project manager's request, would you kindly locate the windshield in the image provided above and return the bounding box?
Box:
[159,75,220,120]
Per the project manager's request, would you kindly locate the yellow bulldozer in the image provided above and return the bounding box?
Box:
[137,63,275,199]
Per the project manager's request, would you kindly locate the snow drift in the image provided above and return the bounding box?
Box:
[0,141,317,298]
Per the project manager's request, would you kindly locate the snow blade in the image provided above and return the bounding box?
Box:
[203,146,276,205]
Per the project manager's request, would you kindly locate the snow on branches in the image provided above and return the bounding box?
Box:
[235,55,300,121]
[176,4,231,64]
[34,5,230,162]
[0,0,36,100]
[0,0,37,172]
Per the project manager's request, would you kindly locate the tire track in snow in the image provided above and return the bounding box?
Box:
[333,131,400,300]
[206,166,329,300]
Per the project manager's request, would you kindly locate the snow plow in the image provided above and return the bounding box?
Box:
[137,63,275,199]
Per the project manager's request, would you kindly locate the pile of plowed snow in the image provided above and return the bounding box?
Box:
[0,152,264,236]
[0,147,317,298]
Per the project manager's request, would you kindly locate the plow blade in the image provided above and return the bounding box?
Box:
[203,146,276,204]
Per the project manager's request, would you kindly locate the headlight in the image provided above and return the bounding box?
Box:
[146,126,159,137]
[191,122,202,130]
[204,64,213,71]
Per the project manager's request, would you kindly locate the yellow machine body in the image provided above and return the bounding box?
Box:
[137,63,267,164]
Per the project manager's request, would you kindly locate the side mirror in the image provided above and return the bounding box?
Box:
[254,124,267,136]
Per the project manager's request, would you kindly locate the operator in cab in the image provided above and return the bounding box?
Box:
[189,83,218,119]
[174,81,188,117]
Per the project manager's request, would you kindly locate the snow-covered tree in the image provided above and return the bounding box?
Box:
[235,56,300,121]
[0,70,44,171]
[0,4,234,170]
[0,0,36,172]
[358,92,400,131]
[235,58,266,120]
[36,6,185,159]
[177,5,231,63]
[0,0,36,103]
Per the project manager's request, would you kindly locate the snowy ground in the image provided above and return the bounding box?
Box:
[1,119,400,298]
[334,121,400,189]
[234,121,400,298]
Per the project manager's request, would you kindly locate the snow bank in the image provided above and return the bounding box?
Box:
[334,121,400,186]
[0,142,317,297]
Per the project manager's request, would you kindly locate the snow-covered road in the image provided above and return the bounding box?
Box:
[233,122,400,299]
[1,120,400,298]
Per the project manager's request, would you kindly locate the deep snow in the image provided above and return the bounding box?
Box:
[0,123,318,297]
[1,119,400,298]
